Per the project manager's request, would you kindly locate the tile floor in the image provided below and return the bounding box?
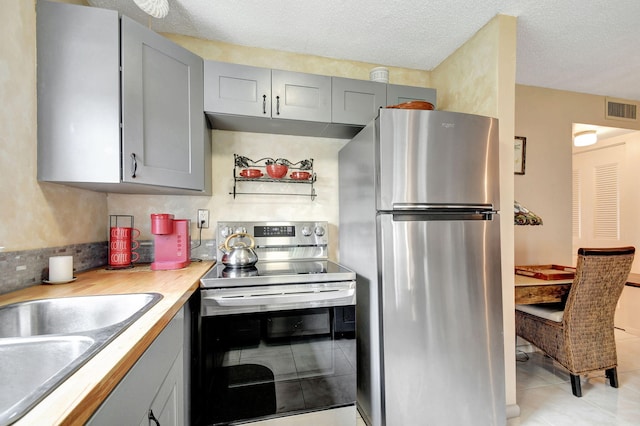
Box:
[245,405,362,426]
[509,329,640,425]
[247,330,640,425]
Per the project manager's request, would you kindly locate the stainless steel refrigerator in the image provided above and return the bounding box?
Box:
[339,109,505,426]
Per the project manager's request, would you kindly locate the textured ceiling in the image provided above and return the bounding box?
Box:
[87,0,640,102]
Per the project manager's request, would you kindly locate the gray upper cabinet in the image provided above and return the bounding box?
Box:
[37,1,121,186]
[204,63,437,139]
[271,70,331,122]
[37,1,210,195]
[204,61,331,131]
[121,16,205,191]
[332,77,387,125]
[203,61,271,117]
[387,84,437,107]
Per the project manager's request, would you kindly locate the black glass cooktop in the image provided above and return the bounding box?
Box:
[200,260,355,288]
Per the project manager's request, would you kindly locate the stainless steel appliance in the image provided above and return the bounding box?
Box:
[339,109,505,426]
[195,221,356,425]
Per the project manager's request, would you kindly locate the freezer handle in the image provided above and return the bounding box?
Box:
[391,204,498,221]
[392,203,495,212]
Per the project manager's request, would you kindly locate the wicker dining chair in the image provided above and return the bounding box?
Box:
[515,246,635,397]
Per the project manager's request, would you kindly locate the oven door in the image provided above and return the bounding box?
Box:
[197,282,356,425]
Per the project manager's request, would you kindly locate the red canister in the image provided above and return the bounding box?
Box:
[151,213,174,235]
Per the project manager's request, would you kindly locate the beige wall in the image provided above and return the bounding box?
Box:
[434,14,518,414]
[433,15,511,117]
[1,0,107,252]
[514,85,640,267]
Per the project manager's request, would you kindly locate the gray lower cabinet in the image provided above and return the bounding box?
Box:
[88,308,186,426]
[142,350,183,426]
[387,83,437,107]
[37,1,209,195]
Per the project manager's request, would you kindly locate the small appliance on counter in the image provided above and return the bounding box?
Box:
[150,213,191,271]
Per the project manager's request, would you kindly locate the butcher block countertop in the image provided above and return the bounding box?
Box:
[0,261,213,425]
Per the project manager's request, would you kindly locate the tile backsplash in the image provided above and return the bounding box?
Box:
[0,242,107,295]
[0,239,216,295]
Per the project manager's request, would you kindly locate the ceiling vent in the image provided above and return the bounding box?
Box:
[605,97,637,121]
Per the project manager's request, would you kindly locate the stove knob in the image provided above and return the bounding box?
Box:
[314,226,326,237]
[234,226,246,234]
[220,226,231,238]
[301,226,312,237]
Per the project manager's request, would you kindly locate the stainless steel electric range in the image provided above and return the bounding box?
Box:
[194,221,356,426]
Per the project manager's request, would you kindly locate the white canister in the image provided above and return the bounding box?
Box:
[369,66,389,83]
[49,255,73,283]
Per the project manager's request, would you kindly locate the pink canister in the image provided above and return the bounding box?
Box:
[151,213,174,235]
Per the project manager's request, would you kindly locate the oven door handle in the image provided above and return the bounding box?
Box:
[204,288,355,307]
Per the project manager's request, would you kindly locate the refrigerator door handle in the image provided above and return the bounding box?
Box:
[392,212,497,221]
[391,204,498,221]
[392,203,495,212]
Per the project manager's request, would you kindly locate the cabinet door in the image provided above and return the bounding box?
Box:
[143,350,184,426]
[121,16,205,191]
[36,1,121,184]
[387,84,437,108]
[87,309,185,425]
[272,70,331,122]
[332,77,386,125]
[204,60,271,117]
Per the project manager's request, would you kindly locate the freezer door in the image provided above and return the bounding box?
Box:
[378,214,505,425]
[376,109,500,211]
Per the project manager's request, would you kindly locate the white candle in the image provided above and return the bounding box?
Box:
[49,255,73,282]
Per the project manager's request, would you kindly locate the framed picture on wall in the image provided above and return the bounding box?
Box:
[514,136,526,175]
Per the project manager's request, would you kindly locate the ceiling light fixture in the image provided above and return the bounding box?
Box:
[573,130,598,147]
[133,0,169,19]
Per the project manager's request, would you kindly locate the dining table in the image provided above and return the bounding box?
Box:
[515,270,640,305]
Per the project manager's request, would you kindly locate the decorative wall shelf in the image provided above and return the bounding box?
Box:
[230,154,317,200]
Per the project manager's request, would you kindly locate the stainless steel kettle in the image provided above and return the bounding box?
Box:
[219,232,258,268]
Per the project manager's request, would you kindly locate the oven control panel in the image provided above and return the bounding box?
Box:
[217,221,329,248]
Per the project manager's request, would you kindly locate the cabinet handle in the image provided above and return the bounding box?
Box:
[148,409,160,426]
[276,95,280,115]
[130,153,137,178]
[262,94,267,114]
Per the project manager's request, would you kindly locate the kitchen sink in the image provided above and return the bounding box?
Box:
[0,293,162,425]
[0,336,95,424]
[0,293,161,338]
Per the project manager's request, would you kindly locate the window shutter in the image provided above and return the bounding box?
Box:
[572,169,581,238]
[593,162,619,240]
